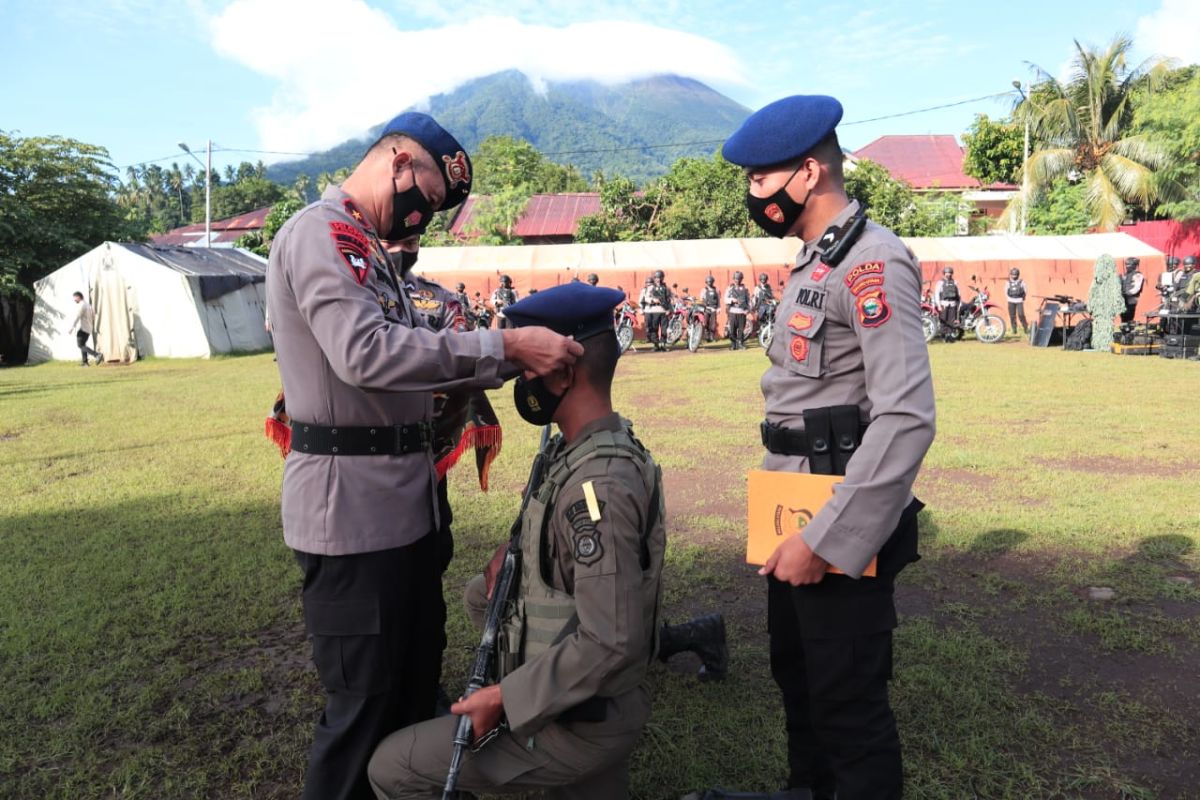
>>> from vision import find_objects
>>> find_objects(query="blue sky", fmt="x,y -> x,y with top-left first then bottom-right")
2,0 -> 1196,181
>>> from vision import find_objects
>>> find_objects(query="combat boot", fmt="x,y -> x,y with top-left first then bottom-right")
658,613 -> 728,680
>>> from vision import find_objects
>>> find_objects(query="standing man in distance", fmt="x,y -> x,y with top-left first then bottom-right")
725,271 -> 750,349
1005,268 -> 1029,337
266,111 -> 582,800
643,269 -> 672,351
723,95 -> 935,800
701,274 -> 722,343
492,274 -> 518,328
1120,257 -> 1144,324
67,291 -> 103,366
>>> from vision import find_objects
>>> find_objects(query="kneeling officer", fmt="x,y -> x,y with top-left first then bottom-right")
368,282 -> 668,800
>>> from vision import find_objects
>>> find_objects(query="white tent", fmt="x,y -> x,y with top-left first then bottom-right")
29,242 -> 272,363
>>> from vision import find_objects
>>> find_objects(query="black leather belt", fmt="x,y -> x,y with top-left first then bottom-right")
289,421 -> 432,456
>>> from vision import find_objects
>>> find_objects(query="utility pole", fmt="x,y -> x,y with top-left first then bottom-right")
177,140 -> 213,247
1012,81 -> 1030,235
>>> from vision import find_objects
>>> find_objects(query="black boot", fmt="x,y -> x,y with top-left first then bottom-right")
658,613 -> 728,680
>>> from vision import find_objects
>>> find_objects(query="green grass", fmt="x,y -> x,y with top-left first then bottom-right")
1,342 -> 1198,799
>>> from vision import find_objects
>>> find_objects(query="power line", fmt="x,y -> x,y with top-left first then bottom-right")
116,89 -> 1021,172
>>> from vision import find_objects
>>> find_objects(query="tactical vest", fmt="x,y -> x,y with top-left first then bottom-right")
729,286 -> 749,307
1006,279 -> 1025,301
496,287 -> 516,307
941,280 -> 959,301
648,284 -> 669,306
496,425 -> 664,696
702,287 -> 719,307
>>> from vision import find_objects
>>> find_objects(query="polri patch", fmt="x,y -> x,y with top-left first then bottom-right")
844,261 -> 885,288
809,263 -> 831,283
790,335 -> 810,363
795,287 -> 825,310
787,311 -> 815,333
856,290 -> 892,328
565,498 -> 606,567
329,221 -> 372,285
849,274 -> 885,296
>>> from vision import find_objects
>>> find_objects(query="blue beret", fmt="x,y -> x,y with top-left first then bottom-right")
380,112 -> 473,211
503,283 -> 625,340
722,95 -> 843,168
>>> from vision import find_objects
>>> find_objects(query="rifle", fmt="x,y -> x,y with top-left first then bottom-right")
442,424 -> 553,800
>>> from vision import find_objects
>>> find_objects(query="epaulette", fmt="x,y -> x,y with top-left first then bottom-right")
814,204 -> 868,267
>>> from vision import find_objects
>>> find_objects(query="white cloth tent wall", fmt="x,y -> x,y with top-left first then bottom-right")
28,242 -> 272,363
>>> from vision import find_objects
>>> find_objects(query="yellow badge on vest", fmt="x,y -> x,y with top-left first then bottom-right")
582,481 -> 602,522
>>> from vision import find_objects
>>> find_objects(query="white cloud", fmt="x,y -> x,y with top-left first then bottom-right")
206,0 -> 746,155
1136,0 -> 1200,65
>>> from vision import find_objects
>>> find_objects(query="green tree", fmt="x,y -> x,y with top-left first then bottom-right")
236,198 -> 303,257
1025,179 -> 1091,234
471,135 -> 587,195
1130,65 -> 1200,220
0,132 -> 137,295
575,174 -> 664,243
963,114 -> 1025,186
1017,34 -> 1179,230
210,174 -> 285,219
654,153 -> 754,240
465,184 -> 532,245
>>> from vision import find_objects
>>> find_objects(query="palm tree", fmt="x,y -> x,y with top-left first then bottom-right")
1016,34 -> 1178,230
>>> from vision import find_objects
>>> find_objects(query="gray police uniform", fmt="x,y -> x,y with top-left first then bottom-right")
761,199 -> 934,799
368,413 -> 666,800
268,184 -> 509,800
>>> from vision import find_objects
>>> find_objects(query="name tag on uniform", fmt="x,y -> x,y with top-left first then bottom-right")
746,470 -> 877,577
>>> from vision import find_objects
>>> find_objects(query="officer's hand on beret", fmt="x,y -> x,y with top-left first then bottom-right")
502,327 -> 584,377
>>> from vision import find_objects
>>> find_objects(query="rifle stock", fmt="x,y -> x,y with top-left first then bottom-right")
442,424 -> 553,800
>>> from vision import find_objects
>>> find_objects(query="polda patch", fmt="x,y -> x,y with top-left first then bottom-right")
329,221 -> 372,285
843,261 -> 885,288
856,290 -> 892,328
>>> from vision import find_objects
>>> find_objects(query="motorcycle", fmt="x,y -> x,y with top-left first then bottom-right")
926,276 -> 1005,344
684,297 -> 709,352
614,302 -> 638,354
664,295 -> 689,348
920,285 -> 940,343
471,297 -> 494,330
755,298 -> 778,349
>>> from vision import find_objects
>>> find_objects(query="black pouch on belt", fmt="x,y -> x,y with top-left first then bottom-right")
801,405 -> 862,476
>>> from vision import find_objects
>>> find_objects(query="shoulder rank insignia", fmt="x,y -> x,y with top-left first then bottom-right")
329,221 -> 372,285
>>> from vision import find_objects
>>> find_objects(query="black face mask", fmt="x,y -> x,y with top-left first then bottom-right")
513,375 -> 568,426
746,163 -> 807,238
386,166 -> 433,241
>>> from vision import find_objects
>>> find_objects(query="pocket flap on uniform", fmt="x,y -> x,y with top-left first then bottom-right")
304,598 -> 381,637
783,309 -> 825,339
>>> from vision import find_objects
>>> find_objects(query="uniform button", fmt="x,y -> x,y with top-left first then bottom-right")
370,428 -> 377,435
331,428 -> 338,435
370,446 -> 376,453
303,426 -> 310,433
332,446 -> 339,454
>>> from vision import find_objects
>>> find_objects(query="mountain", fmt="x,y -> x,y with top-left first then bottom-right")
266,71 -> 750,186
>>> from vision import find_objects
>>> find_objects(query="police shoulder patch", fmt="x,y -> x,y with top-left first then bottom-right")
329,221 -> 372,285
809,263 -> 831,283
855,289 -> 892,328
843,261 -> 886,288
564,498 -> 605,566
848,274 -> 885,296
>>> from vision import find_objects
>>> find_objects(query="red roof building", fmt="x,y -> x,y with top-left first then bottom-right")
151,206 -> 273,247
448,193 -> 601,244
853,135 -> 1011,191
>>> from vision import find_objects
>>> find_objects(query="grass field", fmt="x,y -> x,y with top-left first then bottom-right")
1,340 -> 1197,800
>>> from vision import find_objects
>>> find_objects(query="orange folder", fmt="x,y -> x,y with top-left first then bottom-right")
746,469 -> 876,577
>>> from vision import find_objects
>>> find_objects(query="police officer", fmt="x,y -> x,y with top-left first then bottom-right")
1178,256 -> 1199,311
452,282 -> 473,326
266,111 -> 582,800
1120,257 -> 1145,324
723,95 -> 935,800
1005,267 -> 1029,336
492,274 -> 519,328
934,266 -> 960,338
367,282 -> 667,800
642,269 -> 672,351
587,272 -> 600,286
701,274 -> 721,342
725,271 -> 751,348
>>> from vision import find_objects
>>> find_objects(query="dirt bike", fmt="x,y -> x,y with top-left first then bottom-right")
664,297 -> 688,348
614,302 -> 638,354
920,285 -> 939,343
755,299 -> 778,349
471,300 -> 494,330
926,278 -> 1006,344
684,297 -> 709,352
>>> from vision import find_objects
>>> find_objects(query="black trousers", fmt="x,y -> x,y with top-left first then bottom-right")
728,312 -> 747,344
1120,299 -> 1138,324
645,312 -> 665,345
1007,301 -> 1028,333
76,331 -> 101,364
294,526 -> 450,800
768,575 -> 902,800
